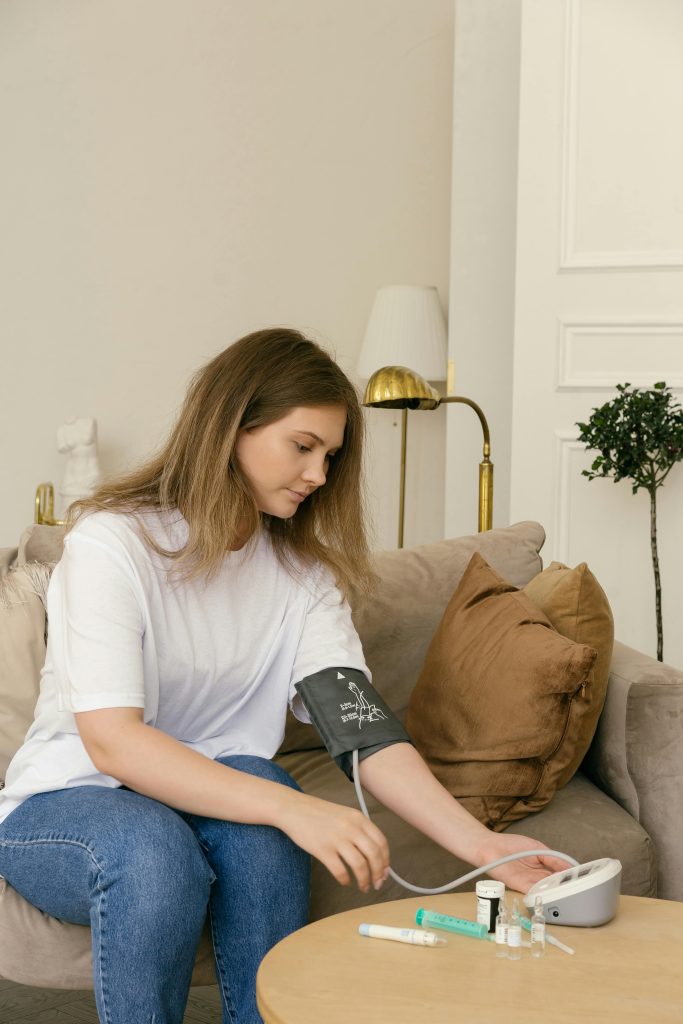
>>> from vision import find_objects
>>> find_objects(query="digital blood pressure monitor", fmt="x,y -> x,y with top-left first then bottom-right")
523,857 -> 622,926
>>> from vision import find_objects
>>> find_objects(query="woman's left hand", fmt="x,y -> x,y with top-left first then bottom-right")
477,832 -> 575,894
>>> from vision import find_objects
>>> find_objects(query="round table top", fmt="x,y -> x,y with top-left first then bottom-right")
256,893 -> 683,1024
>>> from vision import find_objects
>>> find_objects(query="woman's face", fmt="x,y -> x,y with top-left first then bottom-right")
236,404 -> 347,518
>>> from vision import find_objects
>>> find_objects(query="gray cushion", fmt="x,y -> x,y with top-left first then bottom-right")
583,640 -> 683,901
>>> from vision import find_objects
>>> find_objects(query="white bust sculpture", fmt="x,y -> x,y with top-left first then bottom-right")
57,416 -> 101,515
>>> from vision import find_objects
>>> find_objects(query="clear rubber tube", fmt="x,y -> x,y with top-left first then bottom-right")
352,749 -> 579,895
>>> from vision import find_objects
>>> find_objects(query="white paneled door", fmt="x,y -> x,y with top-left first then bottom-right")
510,0 -> 683,667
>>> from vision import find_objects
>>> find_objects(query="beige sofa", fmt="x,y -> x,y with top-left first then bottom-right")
0,520 -> 681,990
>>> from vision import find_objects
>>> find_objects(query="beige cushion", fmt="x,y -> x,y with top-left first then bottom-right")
278,521 -> 546,755
0,548 -> 18,579
0,526 -> 66,777
18,524 -> 66,566
523,560 -> 614,787
0,566 -> 52,779
405,553 -> 598,829
0,878 -> 217,987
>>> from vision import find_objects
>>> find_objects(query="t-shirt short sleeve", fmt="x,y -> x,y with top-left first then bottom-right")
53,521 -> 146,714
289,566 -> 369,724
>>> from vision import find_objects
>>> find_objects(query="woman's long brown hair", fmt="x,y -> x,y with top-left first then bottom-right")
67,328 -> 373,599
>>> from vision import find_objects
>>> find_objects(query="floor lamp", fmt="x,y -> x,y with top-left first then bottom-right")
362,365 -> 494,536
357,286 -> 448,548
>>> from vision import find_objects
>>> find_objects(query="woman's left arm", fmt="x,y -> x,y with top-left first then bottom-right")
358,742 -> 571,894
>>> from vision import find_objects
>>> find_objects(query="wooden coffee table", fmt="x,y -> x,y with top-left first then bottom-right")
256,893 -> 683,1023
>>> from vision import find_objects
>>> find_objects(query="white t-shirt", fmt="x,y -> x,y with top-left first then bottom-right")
0,509 -> 369,823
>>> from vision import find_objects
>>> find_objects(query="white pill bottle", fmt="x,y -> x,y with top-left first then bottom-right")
476,879 -> 506,933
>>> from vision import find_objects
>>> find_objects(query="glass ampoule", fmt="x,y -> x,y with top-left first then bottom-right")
494,897 -> 509,959
507,897 -> 522,960
530,895 -> 546,958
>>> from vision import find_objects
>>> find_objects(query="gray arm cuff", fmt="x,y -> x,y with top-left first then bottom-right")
334,739 -> 411,781
294,667 -> 412,781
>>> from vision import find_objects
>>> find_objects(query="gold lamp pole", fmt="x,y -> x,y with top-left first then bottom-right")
362,365 -> 493,544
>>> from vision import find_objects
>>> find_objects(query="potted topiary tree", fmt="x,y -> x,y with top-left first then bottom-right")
576,382 -> 683,661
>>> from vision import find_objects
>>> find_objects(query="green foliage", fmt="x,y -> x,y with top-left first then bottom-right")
576,382 -> 683,496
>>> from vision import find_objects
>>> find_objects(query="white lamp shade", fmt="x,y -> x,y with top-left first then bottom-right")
356,285 -> 448,381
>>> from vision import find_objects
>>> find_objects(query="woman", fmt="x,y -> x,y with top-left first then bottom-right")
0,328 -> 565,1024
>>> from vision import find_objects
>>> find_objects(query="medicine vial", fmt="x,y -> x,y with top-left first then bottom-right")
507,897 -> 522,960
494,897 -> 509,959
530,895 -> 546,958
476,879 -> 505,933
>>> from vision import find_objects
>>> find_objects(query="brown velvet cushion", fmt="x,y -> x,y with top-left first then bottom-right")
405,552 -> 598,829
523,560 -> 614,786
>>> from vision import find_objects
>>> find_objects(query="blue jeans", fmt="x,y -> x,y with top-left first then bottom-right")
0,755 -> 311,1024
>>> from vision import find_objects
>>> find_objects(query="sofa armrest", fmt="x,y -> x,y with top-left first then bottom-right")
583,639 -> 683,900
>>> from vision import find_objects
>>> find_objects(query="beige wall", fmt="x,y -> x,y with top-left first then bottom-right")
0,0 -> 454,549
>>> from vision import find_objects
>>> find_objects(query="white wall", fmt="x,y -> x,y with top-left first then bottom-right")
445,0 -> 522,539
0,0 -> 454,550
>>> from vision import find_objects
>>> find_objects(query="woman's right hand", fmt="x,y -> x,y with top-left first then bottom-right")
277,791 -> 390,893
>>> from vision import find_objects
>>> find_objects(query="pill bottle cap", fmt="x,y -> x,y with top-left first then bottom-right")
476,880 -> 506,898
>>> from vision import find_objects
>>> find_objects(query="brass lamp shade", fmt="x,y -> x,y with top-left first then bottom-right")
362,365 -> 494,538
362,365 -> 441,410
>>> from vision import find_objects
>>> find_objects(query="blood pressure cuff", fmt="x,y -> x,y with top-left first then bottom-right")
294,667 -> 411,780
